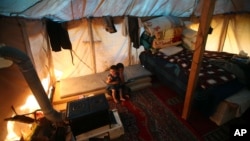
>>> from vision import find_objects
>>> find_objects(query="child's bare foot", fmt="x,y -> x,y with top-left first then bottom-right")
125,94 -> 130,98
113,98 -> 118,103
120,97 -> 126,101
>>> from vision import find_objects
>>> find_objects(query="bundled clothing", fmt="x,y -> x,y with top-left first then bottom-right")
103,16 -> 117,33
127,16 -> 140,48
46,19 -> 72,52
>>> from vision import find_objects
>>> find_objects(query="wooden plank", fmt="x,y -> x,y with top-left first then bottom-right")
182,0 -> 216,119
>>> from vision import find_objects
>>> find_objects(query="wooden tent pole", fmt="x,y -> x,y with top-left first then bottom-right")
87,18 -> 97,73
218,17 -> 229,52
182,0 -> 216,119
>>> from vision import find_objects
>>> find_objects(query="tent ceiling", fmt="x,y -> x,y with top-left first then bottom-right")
0,0 -> 250,21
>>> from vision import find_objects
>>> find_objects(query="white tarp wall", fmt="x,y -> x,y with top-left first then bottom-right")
0,18 -> 51,84
188,14 -> 250,54
223,14 -> 250,54
50,17 -> 144,79
1,0 -> 250,80
2,13 -> 249,81
186,13 -> 250,54
26,20 -> 54,87
42,13 -> 250,80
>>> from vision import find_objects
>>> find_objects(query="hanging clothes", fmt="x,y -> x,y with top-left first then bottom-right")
46,19 -> 72,52
127,16 -> 140,49
103,16 -> 117,33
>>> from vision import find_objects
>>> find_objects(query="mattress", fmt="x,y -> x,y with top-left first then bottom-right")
139,50 -> 244,116
59,64 -> 152,98
60,72 -> 108,98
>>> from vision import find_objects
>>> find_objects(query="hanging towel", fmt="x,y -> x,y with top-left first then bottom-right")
127,16 -> 140,48
103,16 -> 117,33
46,19 -> 72,52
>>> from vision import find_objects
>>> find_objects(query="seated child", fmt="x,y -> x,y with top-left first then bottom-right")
106,65 -> 125,103
116,63 -> 130,98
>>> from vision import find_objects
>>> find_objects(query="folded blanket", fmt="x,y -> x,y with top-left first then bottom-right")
159,46 -> 183,56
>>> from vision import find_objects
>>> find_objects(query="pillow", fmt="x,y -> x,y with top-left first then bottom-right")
159,46 -> 183,56
182,37 -> 195,50
182,28 -> 197,39
144,16 -> 184,36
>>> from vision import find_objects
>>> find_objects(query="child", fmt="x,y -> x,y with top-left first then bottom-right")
106,65 -> 125,103
116,63 -> 130,98
116,63 -> 125,83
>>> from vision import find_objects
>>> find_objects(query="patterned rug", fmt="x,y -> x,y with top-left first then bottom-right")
149,85 -> 242,141
108,89 -> 201,141
108,84 -> 250,141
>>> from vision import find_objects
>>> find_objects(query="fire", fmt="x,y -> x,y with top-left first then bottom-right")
5,94 -> 40,141
5,121 -> 20,141
5,77 -> 50,141
20,95 -> 40,113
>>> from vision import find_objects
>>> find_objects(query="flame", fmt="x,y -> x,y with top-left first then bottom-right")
5,77 -> 50,141
5,94 -> 38,141
20,95 -> 40,113
5,121 -> 20,141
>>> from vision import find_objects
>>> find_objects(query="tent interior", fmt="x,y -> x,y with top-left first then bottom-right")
0,0 -> 250,140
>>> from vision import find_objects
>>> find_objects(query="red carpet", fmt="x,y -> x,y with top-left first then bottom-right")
107,79 -> 243,141
108,88 -> 201,141
107,74 -> 250,141
149,85 -> 219,137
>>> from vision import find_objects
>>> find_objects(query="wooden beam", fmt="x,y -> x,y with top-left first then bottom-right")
182,0 -> 216,119
87,18 -> 97,73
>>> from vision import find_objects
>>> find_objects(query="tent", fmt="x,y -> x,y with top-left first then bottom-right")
0,0 -> 250,140
1,0 -> 250,77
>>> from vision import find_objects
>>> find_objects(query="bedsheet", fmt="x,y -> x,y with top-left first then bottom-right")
139,49 -> 244,116
149,49 -> 237,90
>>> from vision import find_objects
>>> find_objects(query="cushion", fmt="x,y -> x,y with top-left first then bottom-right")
124,65 -> 152,81
225,88 -> 250,117
159,46 -> 183,56
60,72 -> 108,98
59,64 -> 152,98
182,37 -> 195,50
182,28 -> 197,39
